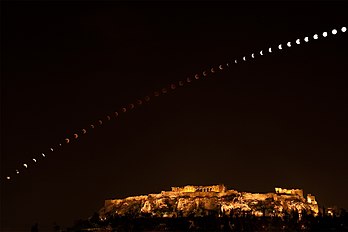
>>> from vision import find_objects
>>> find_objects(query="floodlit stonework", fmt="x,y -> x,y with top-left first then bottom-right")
100,184 -> 319,218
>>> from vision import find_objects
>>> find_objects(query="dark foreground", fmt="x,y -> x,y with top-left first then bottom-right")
65,212 -> 348,231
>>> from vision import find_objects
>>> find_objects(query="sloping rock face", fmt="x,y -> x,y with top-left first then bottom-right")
100,185 -> 319,218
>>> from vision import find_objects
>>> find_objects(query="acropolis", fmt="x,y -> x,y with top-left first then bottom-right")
100,184 -> 319,218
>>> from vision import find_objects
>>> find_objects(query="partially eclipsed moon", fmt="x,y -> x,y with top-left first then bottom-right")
269,47 -> 272,53
50,148 -> 54,152
278,44 -> 282,50
65,138 -> 70,143
203,71 -> 207,76
42,153 -> 46,157
137,99 -> 143,105
296,39 -> 300,44
171,84 -> 176,89
82,129 -> 87,134
129,103 -> 135,109
304,37 -> 309,42
313,34 -> 318,39
219,65 -> 223,70
260,50 -> 263,55
107,116 -> 111,120
74,134 -> 78,139
145,96 -> 150,101
195,74 -> 199,79
251,53 -> 254,58
98,120 -> 103,125
243,56 -> 246,61
287,42 -> 291,47
90,124 -> 95,129
211,68 -> 215,73
122,107 -> 127,112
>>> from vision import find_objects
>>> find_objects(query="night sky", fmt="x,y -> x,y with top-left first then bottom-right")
1,2 -> 348,231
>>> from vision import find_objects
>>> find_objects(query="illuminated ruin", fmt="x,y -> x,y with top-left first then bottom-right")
101,185 -> 319,218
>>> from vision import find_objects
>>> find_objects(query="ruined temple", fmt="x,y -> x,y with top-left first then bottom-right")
100,184 -> 319,218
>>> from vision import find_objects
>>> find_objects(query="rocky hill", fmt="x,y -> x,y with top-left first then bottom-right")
99,185 -> 318,218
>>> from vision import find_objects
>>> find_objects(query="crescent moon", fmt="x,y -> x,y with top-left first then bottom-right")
186,77 -> 191,82
278,44 -> 282,50
114,112 -> 119,117
178,81 -> 184,86
137,99 -> 143,105
195,74 -> 199,79
170,84 -> 176,89
211,68 -> 215,73
42,153 -> 46,157
235,59 -> 237,64
145,96 -> 150,101
219,65 -> 223,70
50,148 -> 54,152
33,158 -> 37,162
65,138 -> 70,143
296,39 -> 300,44
98,120 -> 103,125
260,50 -> 263,55
269,47 -> 272,53
243,56 -> 246,61
129,103 -> 135,109
203,71 -> 207,76
287,42 -> 291,47
107,116 -> 111,120
90,124 -> 95,129
74,134 -> 78,139
251,53 -> 255,58
82,129 -> 87,134
122,107 -> 127,112
23,163 -> 28,168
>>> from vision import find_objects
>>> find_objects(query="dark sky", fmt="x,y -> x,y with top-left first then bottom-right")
1,1 -> 347,231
